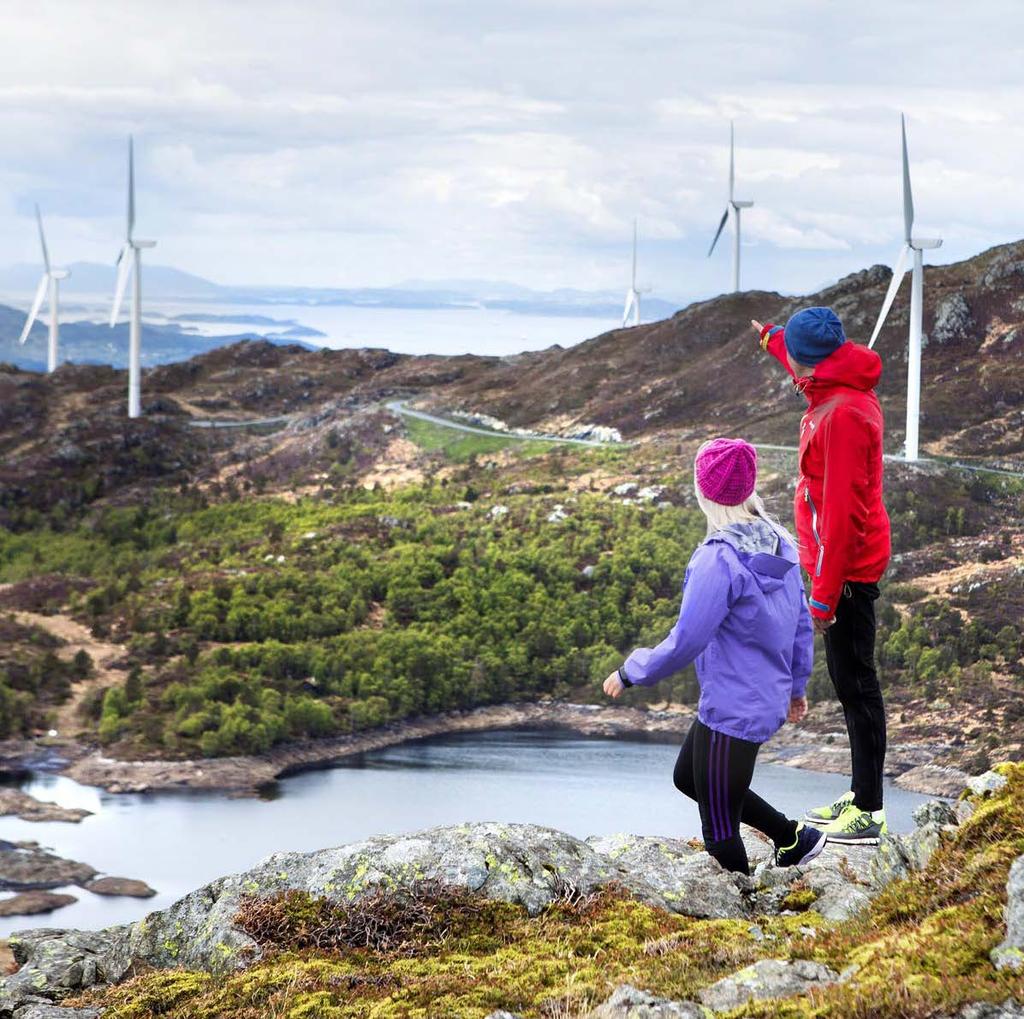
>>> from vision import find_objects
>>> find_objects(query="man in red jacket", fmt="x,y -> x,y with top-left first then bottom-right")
752,307 -> 891,844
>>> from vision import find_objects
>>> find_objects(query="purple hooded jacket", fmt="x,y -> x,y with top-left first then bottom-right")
620,519 -> 813,744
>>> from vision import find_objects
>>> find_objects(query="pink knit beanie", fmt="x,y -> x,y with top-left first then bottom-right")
695,438 -> 757,507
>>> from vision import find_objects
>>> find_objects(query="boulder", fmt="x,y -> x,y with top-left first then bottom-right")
588,983 -> 707,1018
754,844 -> 876,921
13,1006 -> 105,1019
992,854 -> 1024,971
0,892 -> 76,918
698,958 -> 838,1012
895,764 -> 970,798
0,927 -> 133,1014
83,877 -> 156,898
585,835 -> 749,919
0,845 -> 96,892
967,771 -> 1008,797
943,1001 -> 1024,1018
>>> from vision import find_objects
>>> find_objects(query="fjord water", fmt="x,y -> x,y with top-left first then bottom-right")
1,731 -> 937,935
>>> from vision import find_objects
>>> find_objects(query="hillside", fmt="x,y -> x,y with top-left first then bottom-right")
0,239 -> 1021,779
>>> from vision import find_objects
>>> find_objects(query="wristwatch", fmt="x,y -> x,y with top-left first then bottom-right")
617,667 -> 633,688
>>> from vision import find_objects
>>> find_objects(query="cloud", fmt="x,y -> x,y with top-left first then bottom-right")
0,0 -> 1020,301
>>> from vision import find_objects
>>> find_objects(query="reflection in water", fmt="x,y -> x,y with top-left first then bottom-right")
1,730 -> 937,934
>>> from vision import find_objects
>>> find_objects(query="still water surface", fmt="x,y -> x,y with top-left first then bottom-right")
0,731 -> 936,934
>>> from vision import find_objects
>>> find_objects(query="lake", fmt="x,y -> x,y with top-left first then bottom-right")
0,730 -> 937,935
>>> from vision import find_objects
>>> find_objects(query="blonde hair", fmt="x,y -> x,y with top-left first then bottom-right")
693,441 -> 794,544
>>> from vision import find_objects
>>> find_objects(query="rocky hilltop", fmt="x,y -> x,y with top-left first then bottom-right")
1,764 -> 1021,1017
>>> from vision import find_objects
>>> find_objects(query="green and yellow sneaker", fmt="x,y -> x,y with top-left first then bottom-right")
823,805 -> 887,845
804,790 -> 854,826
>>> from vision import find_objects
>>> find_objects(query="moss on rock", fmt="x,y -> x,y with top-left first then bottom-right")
71,764 -> 1024,1018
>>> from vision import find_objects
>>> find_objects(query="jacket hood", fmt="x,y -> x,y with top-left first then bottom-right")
801,340 -> 882,395
706,519 -> 798,593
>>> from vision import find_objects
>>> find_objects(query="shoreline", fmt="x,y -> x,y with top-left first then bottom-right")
26,701 -> 968,800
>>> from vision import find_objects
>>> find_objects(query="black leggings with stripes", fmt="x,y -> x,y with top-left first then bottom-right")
673,718 -> 797,875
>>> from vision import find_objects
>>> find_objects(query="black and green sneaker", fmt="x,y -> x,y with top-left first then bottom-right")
823,806 -> 887,845
804,790 -> 854,826
774,822 -> 827,868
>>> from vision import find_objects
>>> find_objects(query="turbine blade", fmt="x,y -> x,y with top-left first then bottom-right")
901,114 -> 913,243
35,204 -> 50,272
708,209 -> 729,256
19,274 -> 48,344
110,245 -> 133,327
127,135 -> 136,241
868,244 -> 911,349
729,121 -> 735,203
622,290 -> 635,327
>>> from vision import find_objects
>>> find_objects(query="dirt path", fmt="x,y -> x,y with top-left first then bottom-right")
12,610 -> 125,737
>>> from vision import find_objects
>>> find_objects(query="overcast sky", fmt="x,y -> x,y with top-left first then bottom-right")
0,1 -> 1021,302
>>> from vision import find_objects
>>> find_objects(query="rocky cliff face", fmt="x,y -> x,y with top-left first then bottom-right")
3,765 -> 1022,1018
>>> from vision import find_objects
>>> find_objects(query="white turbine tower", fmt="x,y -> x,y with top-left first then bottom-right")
868,114 -> 942,462
622,218 -> 642,327
110,136 -> 156,419
18,205 -> 70,373
707,121 -> 754,293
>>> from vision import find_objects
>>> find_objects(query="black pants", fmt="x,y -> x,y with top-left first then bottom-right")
823,581 -> 886,812
674,718 -> 796,875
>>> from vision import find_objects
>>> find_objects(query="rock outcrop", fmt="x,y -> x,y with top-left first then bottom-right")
588,983 -> 707,1018
992,853 -> 1024,971
698,958 -> 839,1012
0,787 -> 986,1015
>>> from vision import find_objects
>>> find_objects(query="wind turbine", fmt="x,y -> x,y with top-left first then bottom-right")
622,218 -> 642,327
18,205 -> 70,373
707,121 -> 754,293
109,136 -> 156,419
867,114 -> 942,462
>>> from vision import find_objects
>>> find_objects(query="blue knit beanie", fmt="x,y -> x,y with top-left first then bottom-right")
784,307 -> 847,366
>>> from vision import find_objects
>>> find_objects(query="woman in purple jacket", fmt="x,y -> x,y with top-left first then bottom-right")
603,438 -> 826,874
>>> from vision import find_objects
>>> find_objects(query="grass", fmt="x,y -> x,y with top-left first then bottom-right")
72,764 -> 1024,1018
401,414 -> 564,461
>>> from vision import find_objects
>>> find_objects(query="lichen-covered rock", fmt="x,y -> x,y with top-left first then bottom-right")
992,854 -> 1024,971
754,844 -> 875,921
0,927 -> 132,1014
967,771 -> 1008,797
942,1000 -> 1024,1018
698,958 -> 838,1012
14,1005 -> 105,1018
588,983 -> 708,1017
585,835 -> 748,919
912,799 -> 959,828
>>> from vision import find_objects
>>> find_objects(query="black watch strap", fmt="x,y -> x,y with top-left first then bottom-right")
618,667 -> 633,687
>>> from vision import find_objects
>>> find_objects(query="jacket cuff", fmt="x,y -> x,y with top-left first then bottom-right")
618,666 -> 634,688
760,323 -> 783,352
808,597 -> 834,620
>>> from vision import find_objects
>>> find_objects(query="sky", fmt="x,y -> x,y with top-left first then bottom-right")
0,0 -> 1022,304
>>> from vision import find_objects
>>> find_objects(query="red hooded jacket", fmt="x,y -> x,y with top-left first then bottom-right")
760,323 -> 891,620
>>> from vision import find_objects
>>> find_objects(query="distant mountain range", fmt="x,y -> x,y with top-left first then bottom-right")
0,262 -> 681,320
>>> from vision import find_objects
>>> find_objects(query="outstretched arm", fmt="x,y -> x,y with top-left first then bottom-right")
617,544 -> 735,688
751,319 -> 795,380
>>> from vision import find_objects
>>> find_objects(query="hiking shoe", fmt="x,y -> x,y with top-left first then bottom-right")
774,822 -> 827,868
824,806 -> 887,845
804,790 -> 854,825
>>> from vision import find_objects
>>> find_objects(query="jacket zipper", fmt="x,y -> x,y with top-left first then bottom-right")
804,485 -> 825,577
